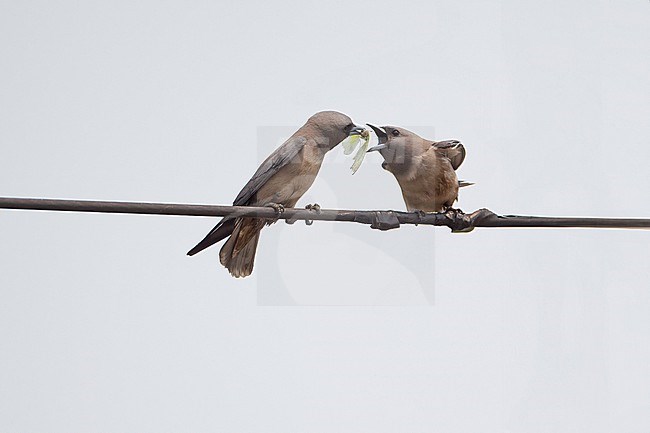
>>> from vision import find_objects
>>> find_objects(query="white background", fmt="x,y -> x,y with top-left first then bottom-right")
1,1 -> 649,431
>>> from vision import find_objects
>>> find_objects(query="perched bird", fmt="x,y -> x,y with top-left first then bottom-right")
366,124 -> 470,213
188,111 -> 365,278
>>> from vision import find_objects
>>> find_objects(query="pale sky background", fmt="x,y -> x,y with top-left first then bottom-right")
1,1 -> 650,432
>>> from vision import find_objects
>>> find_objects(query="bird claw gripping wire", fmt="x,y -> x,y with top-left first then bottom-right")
304,203 -> 321,226
446,208 -> 497,233
265,202 -> 285,223
442,208 -> 472,232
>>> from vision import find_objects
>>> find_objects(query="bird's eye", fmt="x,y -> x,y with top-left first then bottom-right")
391,129 -> 400,136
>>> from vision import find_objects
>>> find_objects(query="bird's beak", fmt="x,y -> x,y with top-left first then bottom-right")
348,125 -> 366,137
366,143 -> 387,152
366,123 -> 388,152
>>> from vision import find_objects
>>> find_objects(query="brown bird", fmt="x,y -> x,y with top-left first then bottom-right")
366,124 -> 470,212
188,111 -> 365,278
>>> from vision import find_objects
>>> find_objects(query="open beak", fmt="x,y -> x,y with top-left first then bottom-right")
366,123 -> 388,152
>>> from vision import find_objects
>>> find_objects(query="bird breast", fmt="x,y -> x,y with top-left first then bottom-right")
392,151 -> 459,212
255,143 -> 325,207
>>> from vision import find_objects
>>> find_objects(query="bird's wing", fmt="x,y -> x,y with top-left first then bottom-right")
186,135 -> 307,257
186,218 -> 236,256
432,140 -> 466,170
233,135 -> 308,206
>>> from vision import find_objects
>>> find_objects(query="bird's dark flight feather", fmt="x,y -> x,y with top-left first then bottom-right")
186,218 -> 236,256
186,135 -> 308,257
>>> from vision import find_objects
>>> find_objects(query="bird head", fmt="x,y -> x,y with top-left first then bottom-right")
366,124 -> 420,165
307,111 -> 366,150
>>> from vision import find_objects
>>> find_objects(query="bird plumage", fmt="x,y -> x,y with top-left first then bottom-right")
367,125 -> 469,213
188,111 -> 362,278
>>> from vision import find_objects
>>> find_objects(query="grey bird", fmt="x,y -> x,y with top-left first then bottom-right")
366,124 -> 470,213
188,111 -> 365,278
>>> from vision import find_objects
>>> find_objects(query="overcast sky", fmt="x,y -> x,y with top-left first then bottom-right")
1,1 -> 649,432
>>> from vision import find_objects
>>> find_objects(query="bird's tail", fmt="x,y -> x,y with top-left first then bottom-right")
458,180 -> 474,188
219,218 -> 265,278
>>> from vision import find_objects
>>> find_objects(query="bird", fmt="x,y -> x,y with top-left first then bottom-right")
188,111 -> 366,278
365,124 -> 470,213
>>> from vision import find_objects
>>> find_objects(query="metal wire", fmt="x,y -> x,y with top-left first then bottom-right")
2,196 -> 650,231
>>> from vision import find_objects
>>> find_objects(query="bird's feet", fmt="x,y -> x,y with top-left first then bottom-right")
444,206 -> 465,217
265,202 -> 285,223
304,203 -> 321,226
305,203 -> 321,213
444,207 -> 473,232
